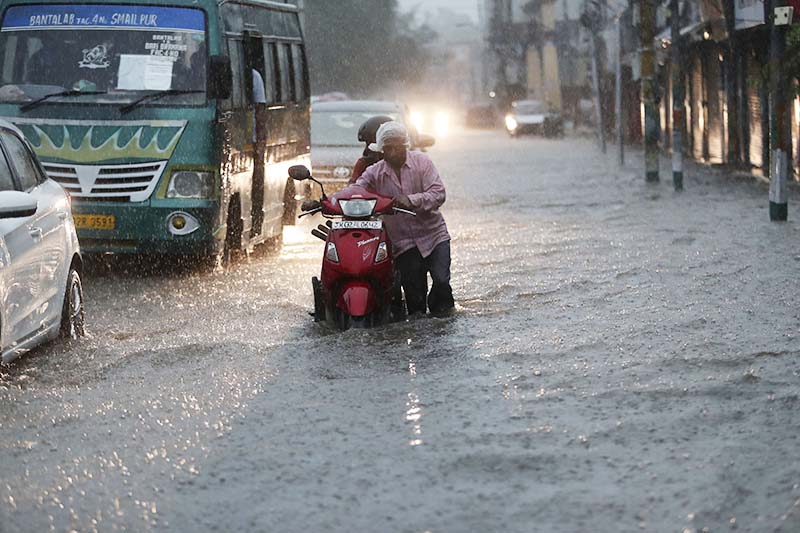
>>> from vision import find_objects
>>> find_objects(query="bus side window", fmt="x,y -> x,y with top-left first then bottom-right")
268,43 -> 282,103
291,44 -> 308,102
261,40 -> 277,105
227,39 -> 244,109
277,44 -> 294,103
1,36 -> 18,83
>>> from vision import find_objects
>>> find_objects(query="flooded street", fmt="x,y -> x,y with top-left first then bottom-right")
2,129 -> 800,532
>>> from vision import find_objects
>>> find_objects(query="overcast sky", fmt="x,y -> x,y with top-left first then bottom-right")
397,0 -> 479,23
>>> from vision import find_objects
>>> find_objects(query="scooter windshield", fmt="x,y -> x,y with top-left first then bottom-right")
339,199 -> 376,217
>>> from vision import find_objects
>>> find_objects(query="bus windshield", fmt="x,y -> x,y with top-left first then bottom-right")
0,4 -> 207,106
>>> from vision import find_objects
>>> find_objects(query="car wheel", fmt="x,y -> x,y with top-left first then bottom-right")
221,197 -> 243,267
60,267 -> 85,339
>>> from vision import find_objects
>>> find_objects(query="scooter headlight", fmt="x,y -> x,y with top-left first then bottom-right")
374,242 -> 388,263
326,241 -> 339,263
339,199 -> 376,217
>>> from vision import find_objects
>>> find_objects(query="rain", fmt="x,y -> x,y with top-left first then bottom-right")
1,1 -> 799,532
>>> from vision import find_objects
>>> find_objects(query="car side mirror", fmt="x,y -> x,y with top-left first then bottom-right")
0,191 -> 37,219
208,55 -> 232,100
289,165 -> 311,181
417,134 -> 436,149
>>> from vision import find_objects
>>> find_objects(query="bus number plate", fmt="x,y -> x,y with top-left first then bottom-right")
74,214 -> 115,231
332,220 -> 382,230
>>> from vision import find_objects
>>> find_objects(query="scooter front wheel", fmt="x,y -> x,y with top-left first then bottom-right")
312,276 -> 325,322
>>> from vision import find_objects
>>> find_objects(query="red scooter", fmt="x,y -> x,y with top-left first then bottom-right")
289,165 -> 414,330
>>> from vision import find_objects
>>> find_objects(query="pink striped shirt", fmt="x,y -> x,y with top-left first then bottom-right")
349,150 -> 450,258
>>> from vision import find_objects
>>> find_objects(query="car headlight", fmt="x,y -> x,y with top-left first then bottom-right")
167,171 -> 214,199
410,111 -> 425,132
434,111 -> 450,137
333,166 -> 351,180
339,199 -> 376,217
505,115 -> 518,131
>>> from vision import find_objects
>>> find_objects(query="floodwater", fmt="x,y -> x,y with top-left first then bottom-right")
1,129 -> 799,532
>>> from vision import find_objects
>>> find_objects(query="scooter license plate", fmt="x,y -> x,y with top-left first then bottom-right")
332,220 -> 382,230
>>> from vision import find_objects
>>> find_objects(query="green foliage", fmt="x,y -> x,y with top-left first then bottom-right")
787,25 -> 800,95
304,0 -> 433,96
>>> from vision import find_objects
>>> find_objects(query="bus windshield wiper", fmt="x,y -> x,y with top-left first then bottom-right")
120,90 -> 204,114
21,90 -> 107,112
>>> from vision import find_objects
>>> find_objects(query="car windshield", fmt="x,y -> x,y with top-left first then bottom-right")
311,111 -> 399,146
0,4 -> 207,106
515,101 -> 545,114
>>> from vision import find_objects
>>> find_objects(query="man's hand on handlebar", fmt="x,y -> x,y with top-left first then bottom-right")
392,195 -> 413,211
301,199 -> 322,212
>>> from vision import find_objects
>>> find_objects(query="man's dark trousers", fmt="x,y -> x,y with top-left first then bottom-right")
395,240 -> 454,315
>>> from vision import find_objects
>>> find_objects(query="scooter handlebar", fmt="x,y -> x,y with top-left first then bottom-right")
299,207 -> 322,218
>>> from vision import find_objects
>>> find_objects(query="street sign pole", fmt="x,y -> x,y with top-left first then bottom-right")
670,0 -> 684,190
616,18 -> 625,166
769,0 -> 790,221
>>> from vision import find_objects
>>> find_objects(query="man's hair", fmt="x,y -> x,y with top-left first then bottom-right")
368,121 -> 410,153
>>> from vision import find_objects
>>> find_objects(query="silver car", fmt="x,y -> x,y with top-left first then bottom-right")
310,100 -> 434,194
505,99 -> 564,138
0,120 -> 84,363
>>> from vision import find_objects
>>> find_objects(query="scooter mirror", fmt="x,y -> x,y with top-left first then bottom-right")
289,165 -> 311,181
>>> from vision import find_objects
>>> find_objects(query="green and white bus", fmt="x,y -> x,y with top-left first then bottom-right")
0,0 -> 310,261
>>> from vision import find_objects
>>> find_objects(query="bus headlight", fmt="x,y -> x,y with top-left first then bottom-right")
167,171 -> 214,199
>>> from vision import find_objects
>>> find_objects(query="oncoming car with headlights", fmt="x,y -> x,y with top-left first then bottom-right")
310,100 -> 434,194
0,0 -> 311,263
505,99 -> 564,138
0,120 -> 84,364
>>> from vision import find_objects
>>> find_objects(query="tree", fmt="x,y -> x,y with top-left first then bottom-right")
304,0 -> 433,96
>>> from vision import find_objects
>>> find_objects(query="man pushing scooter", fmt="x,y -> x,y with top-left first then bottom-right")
341,121 -> 454,316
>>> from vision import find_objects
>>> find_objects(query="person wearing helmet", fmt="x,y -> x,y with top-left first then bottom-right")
349,115 -> 394,184
344,121 -> 454,316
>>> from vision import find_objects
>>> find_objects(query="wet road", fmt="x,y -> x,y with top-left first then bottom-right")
2,129 -> 800,532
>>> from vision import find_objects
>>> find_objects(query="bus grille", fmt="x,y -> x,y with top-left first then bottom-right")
42,161 -> 168,203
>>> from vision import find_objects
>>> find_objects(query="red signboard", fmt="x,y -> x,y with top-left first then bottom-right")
790,0 -> 800,22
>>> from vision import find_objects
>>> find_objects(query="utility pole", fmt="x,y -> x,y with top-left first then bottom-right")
640,0 -> 659,182
769,0 -> 790,221
723,0 -> 740,167
616,16 -> 624,165
589,31 -> 606,153
670,0 -> 684,190
583,4 -> 606,154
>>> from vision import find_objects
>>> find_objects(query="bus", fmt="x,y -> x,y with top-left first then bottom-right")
0,0 -> 311,263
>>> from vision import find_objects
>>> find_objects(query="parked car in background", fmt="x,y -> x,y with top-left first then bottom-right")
310,100 -> 435,194
504,99 -> 564,138
0,120 -> 84,364
311,92 -> 350,103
